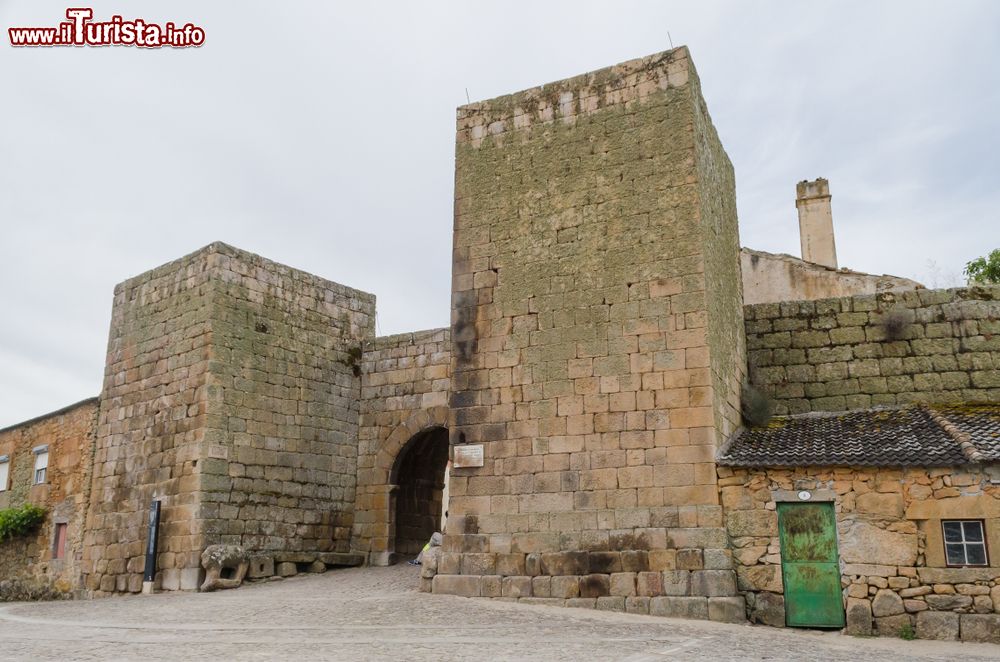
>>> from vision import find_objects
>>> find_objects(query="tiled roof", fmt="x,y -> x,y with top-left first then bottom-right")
718,404 -> 1000,468
934,404 -> 1000,462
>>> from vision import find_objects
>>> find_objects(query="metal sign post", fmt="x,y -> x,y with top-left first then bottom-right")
141,499 -> 161,595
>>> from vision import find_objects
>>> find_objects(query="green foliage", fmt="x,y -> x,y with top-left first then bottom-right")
899,621 -> 916,641
0,504 -> 47,542
964,249 -> 1000,284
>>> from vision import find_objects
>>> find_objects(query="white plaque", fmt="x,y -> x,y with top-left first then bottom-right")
453,444 -> 484,468
798,490 -> 812,501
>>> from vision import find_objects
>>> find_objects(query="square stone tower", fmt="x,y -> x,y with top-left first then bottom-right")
439,47 -> 747,612
81,243 -> 374,593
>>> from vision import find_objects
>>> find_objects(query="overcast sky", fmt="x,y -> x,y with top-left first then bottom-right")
1,0 -> 998,427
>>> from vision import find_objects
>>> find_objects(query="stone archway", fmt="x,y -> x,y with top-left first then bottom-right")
353,406 -> 449,566
390,427 -> 449,559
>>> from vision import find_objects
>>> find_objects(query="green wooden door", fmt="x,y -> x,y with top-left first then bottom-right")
777,502 -> 845,628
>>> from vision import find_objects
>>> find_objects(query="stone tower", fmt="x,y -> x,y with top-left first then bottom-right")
437,47 -> 747,614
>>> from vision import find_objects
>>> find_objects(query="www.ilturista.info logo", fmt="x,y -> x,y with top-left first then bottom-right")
8,8 -> 205,48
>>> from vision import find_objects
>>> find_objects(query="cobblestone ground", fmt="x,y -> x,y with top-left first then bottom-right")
1,565 -> 997,661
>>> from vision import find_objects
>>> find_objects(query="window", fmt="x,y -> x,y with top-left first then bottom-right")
52,523 -> 68,560
0,455 -> 8,491
943,520 -> 989,566
32,446 -> 48,485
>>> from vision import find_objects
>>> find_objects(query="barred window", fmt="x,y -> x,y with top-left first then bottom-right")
942,520 -> 988,567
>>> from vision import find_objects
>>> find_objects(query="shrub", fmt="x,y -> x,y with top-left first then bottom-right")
741,384 -> 774,427
0,504 -> 47,542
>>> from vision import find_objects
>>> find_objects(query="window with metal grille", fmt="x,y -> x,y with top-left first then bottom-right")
0,455 -> 8,492
942,520 -> 988,566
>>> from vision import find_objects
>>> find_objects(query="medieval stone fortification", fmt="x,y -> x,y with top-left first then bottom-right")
1,47 -> 997,641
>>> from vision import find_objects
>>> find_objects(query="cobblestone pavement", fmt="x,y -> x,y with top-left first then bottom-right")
1,565 -> 997,661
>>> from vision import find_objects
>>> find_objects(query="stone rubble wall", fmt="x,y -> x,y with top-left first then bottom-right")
441,47 -> 743,620
745,287 -> 1000,415
353,329 -> 451,564
719,464 -> 1000,642
0,399 -> 97,594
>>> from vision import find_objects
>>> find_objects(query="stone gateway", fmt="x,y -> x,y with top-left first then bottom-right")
0,47 -> 997,643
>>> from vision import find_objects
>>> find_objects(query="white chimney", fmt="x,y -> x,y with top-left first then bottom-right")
796,178 -> 837,269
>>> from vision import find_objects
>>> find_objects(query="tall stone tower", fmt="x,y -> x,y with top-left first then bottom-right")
438,48 -> 747,615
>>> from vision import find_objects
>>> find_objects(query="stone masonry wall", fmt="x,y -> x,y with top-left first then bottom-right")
746,287 -> 1000,415
353,328 -> 451,565
83,243 -> 374,594
201,244 -> 375,565
435,48 -> 744,621
83,249 -> 216,594
719,463 -> 1000,643
0,399 -> 97,593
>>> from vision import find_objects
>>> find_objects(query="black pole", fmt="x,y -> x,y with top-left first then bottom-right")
143,500 -> 161,583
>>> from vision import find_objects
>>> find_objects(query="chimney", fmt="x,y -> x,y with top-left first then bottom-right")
796,178 -> 837,269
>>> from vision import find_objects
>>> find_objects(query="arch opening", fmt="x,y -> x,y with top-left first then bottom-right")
390,426 -> 449,561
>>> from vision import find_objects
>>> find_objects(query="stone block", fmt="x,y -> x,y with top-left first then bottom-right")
690,570 -> 737,597
495,553 -> 525,577
871,588 -> 904,617
247,555 -> 274,579
636,571 -> 663,597
726,510 -> 777,537
903,599 -> 928,613
846,597 -> 872,636
648,549 -> 676,571
662,570 -> 691,596
566,598 -> 596,610
307,560 -> 326,574
433,574 -> 481,597
579,574 -> 611,598
874,613 -> 912,638
925,594 -> 973,610
610,572 -> 637,596
675,549 -> 704,570
626,596 -> 651,614
703,549 -> 733,570
525,553 -> 542,577
501,576 -> 532,598
551,575 -> 581,599
839,519 -> 917,566
461,553 -> 496,576
596,596 -> 626,612
481,575 -> 502,598
916,611 -> 959,641
973,595 -> 993,613
277,562 -> 297,577
588,551 -> 622,573
438,552 -> 461,575
649,596 -> 709,620
960,614 -> 1000,643
531,576 -> 551,598
541,551 -> 589,576
621,550 -> 649,572
737,565 -> 783,593
708,596 -> 746,623
179,568 -> 202,591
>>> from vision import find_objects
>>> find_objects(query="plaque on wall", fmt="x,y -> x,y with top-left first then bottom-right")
453,444 -> 484,468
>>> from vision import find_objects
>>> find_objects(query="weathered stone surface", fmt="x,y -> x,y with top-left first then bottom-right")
874,613 -> 912,638
959,614 -> 1000,643
551,576 -> 580,599
737,565 -> 783,593
587,552 -> 622,574
973,595 -> 993,613
649,596 -> 709,620
925,594 -> 973,611
276,562 -> 297,578
541,552 -> 589,576
903,599 -> 928,613
918,567 -> 1000,584
625,596 -> 651,615
845,597 -> 873,636
661,570 -> 691,596
433,574 -> 481,597
749,591 -> 785,627
899,586 -> 931,598
247,555 -> 274,579
726,511 -> 777,537
838,519 -> 917,566
596,596 -> 626,612
871,589 -> 904,617
501,576 -> 532,598
854,493 -> 904,518
708,596 -> 746,623
579,574 -> 611,599
689,570 -> 736,597
481,575 -> 502,598
916,611 -> 959,641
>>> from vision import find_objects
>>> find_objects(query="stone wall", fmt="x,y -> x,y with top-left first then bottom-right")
0,398 -> 97,593
83,243 -> 374,594
434,47 -> 743,620
741,248 -> 921,306
719,463 -> 1000,642
745,287 -> 1000,415
353,329 -> 451,565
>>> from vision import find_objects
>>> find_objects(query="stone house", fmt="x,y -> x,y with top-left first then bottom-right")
1,45 -> 998,644
0,398 -> 97,592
